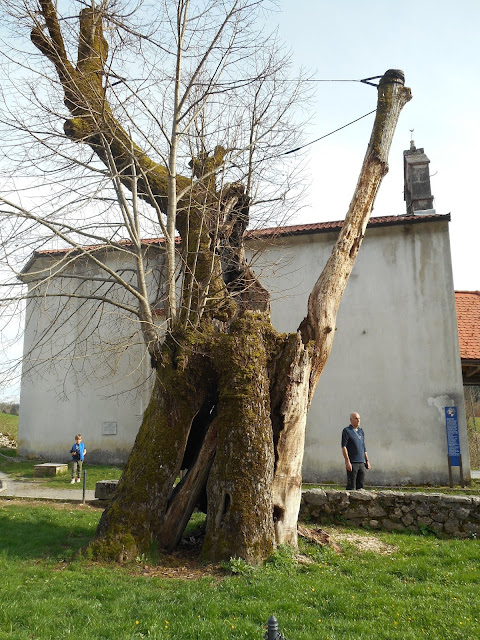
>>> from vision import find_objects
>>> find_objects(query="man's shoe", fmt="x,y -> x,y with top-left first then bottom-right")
76,478 -> 81,483
70,478 -> 75,484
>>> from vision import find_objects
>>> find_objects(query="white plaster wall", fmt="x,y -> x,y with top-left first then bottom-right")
18,219 -> 469,484
255,219 -> 469,485
18,251 -> 160,464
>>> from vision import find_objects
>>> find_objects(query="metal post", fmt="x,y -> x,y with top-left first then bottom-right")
82,468 -> 87,505
447,455 -> 453,488
459,454 -> 465,488
267,616 -> 278,640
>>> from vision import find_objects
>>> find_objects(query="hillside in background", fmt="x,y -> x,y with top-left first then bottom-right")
0,402 -> 19,416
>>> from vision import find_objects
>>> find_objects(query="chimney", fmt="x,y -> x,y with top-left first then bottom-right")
403,140 -> 435,215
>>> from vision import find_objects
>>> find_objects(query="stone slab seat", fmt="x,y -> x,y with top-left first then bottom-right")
34,463 -> 68,477
95,479 -> 119,500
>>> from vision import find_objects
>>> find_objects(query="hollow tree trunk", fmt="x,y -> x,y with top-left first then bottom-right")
91,313 -> 281,565
91,334 -> 215,560
91,311 -> 313,563
89,70 -> 411,564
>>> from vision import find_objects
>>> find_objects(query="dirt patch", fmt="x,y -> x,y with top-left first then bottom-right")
322,526 -> 397,555
131,555 -> 224,581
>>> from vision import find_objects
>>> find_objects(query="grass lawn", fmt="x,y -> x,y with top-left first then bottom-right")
1,450 -> 478,494
304,481 -> 480,495
0,453 -> 123,490
0,501 -> 478,640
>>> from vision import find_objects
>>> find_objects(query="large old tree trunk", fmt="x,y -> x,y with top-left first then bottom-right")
31,3 -> 411,564
93,69 -> 410,564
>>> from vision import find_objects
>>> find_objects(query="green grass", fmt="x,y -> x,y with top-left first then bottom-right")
1,453 -> 477,494
0,448 -> 17,459
0,455 -> 123,491
46,462 -> 124,489
467,416 -> 480,431
304,481 -> 480,495
0,502 -> 479,640
0,413 -> 18,440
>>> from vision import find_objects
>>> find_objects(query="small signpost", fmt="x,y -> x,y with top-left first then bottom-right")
444,406 -> 465,488
82,468 -> 87,505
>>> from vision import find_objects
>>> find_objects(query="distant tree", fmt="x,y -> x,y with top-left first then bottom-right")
9,404 -> 19,416
0,0 -> 410,563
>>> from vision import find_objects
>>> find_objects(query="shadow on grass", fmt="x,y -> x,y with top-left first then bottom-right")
0,507 -> 97,561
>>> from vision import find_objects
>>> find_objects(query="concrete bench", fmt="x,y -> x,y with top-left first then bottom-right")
34,463 -> 68,477
95,479 -> 119,500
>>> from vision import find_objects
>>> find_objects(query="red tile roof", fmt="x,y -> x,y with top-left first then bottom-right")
455,291 -> 480,360
246,213 -> 449,239
22,213 -> 450,277
30,213 -> 450,261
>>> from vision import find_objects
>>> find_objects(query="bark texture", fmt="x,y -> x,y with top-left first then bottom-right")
30,2 -> 411,564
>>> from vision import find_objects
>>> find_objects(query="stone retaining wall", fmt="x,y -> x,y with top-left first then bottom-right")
300,489 -> 480,537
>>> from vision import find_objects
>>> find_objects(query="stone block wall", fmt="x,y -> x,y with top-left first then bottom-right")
95,479 -> 119,500
300,489 -> 480,537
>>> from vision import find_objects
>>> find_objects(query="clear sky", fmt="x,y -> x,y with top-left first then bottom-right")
275,0 -> 480,291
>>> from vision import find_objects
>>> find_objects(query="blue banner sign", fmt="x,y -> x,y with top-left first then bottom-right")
445,406 -> 461,466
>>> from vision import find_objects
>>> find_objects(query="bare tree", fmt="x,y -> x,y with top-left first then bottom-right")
0,0 -> 411,563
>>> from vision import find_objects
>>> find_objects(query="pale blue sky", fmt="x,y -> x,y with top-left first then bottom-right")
275,0 -> 480,290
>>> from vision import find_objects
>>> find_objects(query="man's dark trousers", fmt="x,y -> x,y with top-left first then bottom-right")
346,462 -> 365,490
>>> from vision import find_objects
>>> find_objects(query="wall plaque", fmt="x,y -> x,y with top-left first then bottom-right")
102,421 -> 117,435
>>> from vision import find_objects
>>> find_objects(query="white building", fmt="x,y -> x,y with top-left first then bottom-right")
18,146 -> 470,485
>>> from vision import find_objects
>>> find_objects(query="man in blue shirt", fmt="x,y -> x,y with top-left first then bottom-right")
341,412 -> 371,490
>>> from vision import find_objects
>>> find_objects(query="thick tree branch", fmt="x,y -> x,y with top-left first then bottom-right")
31,1 -> 190,215
299,69 -> 411,400
30,0 -> 73,80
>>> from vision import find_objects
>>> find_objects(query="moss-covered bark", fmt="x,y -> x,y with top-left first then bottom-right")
202,312 -> 276,563
89,333 -> 214,559
88,311 -> 309,565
